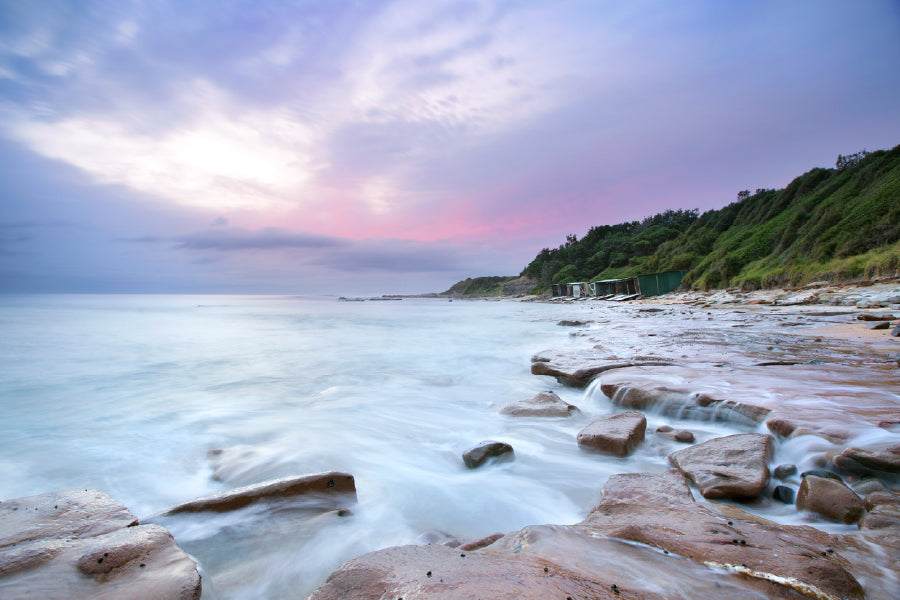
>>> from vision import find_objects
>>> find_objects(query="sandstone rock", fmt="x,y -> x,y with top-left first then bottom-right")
0,490 -> 200,599
867,321 -> 891,330
857,504 -> 900,530
857,312 -> 897,321
773,485 -> 795,504
165,472 -> 356,515
499,390 -> 578,417
773,464 -> 797,479
576,411 -> 646,457
531,356 -> 671,388
598,469 -> 694,506
797,475 -> 865,524
655,426 -> 694,443
833,443 -> 900,475
766,417 -> 797,438
863,491 -> 900,511
462,441 -> 514,469
602,383 -> 770,426
852,478 -> 887,496
668,433 -> 772,499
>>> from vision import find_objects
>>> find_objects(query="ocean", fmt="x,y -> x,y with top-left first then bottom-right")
0,293 -> 854,598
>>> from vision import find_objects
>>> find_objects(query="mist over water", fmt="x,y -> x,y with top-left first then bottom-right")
0,294 -> 883,598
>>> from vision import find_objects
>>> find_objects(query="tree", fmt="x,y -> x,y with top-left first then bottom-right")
737,190 -> 751,202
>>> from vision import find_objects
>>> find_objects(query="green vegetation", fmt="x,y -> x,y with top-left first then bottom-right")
520,143 -> 900,291
442,276 -> 517,296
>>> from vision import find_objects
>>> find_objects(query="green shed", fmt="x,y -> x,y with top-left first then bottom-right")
636,270 -> 688,297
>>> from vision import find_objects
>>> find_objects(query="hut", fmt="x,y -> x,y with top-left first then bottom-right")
551,284 -> 565,297
636,270 -> 688,297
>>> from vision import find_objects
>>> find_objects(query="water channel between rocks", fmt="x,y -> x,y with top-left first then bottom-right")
1,293 -> 898,599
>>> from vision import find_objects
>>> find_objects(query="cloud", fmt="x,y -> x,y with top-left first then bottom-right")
172,227 -> 348,251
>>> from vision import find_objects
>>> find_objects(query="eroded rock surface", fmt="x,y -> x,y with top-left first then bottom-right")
668,433 -> 772,499
0,489 -> 200,599
499,390 -> 578,417
165,471 -> 356,515
576,411 -> 646,457
531,352 -> 671,388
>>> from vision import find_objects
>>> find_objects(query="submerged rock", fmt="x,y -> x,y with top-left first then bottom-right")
576,411 -> 646,457
462,441 -> 514,469
499,390 -> 578,417
601,383 -> 770,426
668,433 -> 772,499
165,471 -> 357,515
796,475 -> 865,524
0,489 -> 200,599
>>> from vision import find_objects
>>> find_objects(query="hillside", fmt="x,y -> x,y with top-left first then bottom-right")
519,144 -> 900,292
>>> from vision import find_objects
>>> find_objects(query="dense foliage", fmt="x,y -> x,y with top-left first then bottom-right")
520,143 -> 900,291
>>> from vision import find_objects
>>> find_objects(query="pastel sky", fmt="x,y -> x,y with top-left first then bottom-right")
2,0 -> 899,294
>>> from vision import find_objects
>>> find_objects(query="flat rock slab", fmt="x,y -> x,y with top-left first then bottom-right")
499,390 -> 578,417
577,411 -> 646,457
668,433 -> 772,499
797,475 -> 865,524
597,469 -> 695,506
165,471 -> 356,515
601,383 -> 771,426
0,490 -> 200,600
462,441 -> 514,469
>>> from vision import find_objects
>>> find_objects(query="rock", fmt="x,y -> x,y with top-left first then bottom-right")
0,490 -> 200,599
796,475 -> 865,524
863,491 -> 900,511
674,430 -> 695,443
531,356 -> 672,388
857,504 -> 900,530
417,530 -> 462,548
857,312 -> 897,321
576,411 -> 647,457
801,469 -> 842,481
867,321 -> 891,330
668,433 -> 772,499
773,485 -> 796,504
893,324 -> 900,336
852,478 -> 887,496
766,417 -> 797,438
458,532 -> 503,551
773,464 -> 797,479
598,469 -> 695,506
557,319 -> 590,326
656,424 -> 674,433
833,443 -> 900,475
165,471 -> 357,515
462,441 -> 514,469
602,383 -> 770,426
499,391 -> 578,417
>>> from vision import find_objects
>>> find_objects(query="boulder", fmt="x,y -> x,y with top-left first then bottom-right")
833,443 -> 900,475
668,433 -> 772,499
165,472 -> 356,515
462,441 -> 514,469
499,391 -> 578,417
773,464 -> 797,479
0,490 -> 200,599
602,383 -> 770,426
796,475 -> 865,524
867,321 -> 891,330
576,411 -> 646,457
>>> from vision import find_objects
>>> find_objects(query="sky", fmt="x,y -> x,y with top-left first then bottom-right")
1,0 -> 899,295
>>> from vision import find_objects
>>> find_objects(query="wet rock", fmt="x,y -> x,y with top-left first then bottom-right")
772,485 -> 796,504
458,532 -> 503,551
598,469 -> 695,506
801,469 -> 843,481
852,478 -> 887,496
0,490 -> 200,599
557,319 -> 590,326
165,471 -> 357,515
668,433 -> 772,499
417,530 -> 462,548
867,321 -> 891,330
531,355 -> 672,388
766,417 -> 797,438
892,323 -> 900,337
856,312 -> 897,321
499,391 -> 578,417
863,491 -> 900,511
833,443 -> 900,475
462,441 -> 514,469
773,464 -> 797,479
576,411 -> 647,457
602,383 -> 770,426
857,504 -> 900,530
655,426 -> 694,443
796,475 -> 865,524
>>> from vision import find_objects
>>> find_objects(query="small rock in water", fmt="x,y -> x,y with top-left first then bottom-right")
656,425 -> 674,433
462,441 -> 514,469
866,321 -> 891,330
577,412 -> 647,457
673,430 -> 695,443
773,485 -> 795,504
499,390 -> 579,417
773,464 -> 797,479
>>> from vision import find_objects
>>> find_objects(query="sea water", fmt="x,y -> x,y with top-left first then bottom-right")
0,294 -> 873,598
